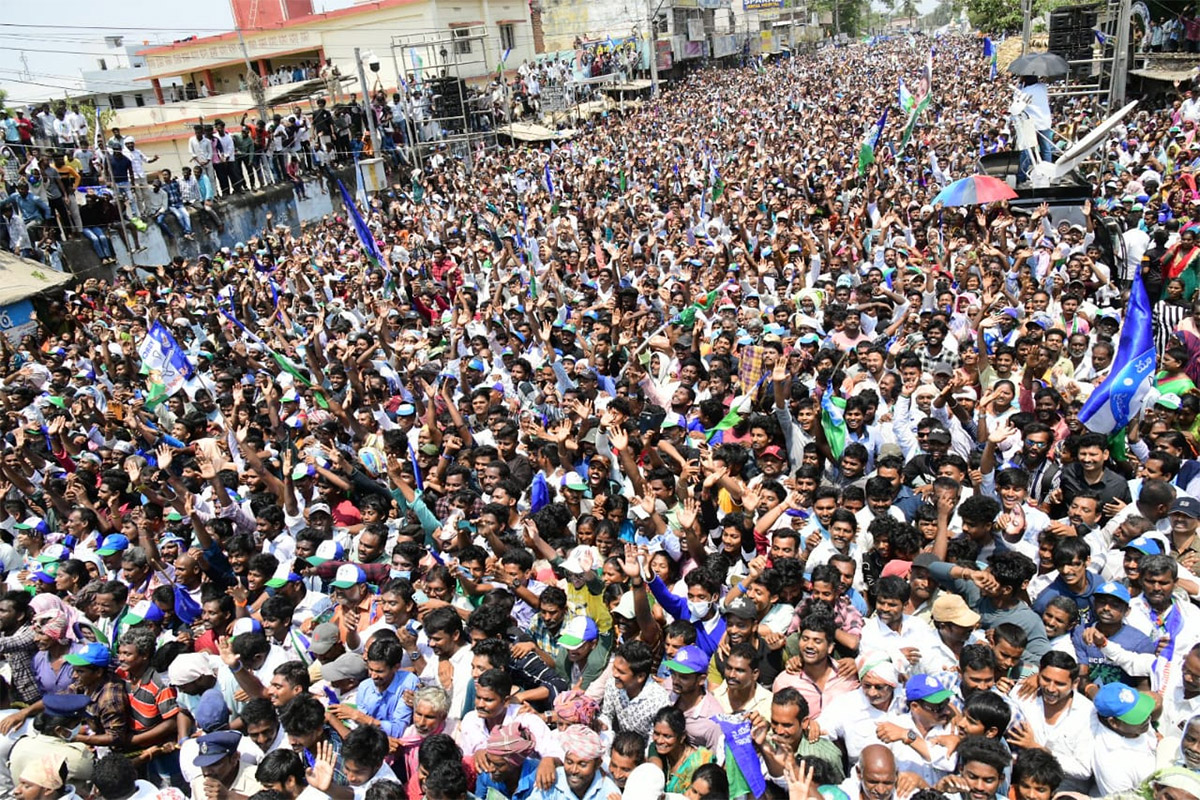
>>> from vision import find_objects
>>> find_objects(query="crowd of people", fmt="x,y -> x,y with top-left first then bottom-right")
0,29 -> 1200,800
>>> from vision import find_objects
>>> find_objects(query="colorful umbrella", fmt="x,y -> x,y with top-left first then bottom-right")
931,175 -> 1018,207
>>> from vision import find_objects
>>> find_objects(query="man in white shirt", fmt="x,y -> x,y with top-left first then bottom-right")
188,125 -> 215,193
416,607 -> 475,720
873,674 -> 957,785
817,654 -> 903,765
1008,650 -> 1094,792
1090,682 -> 1159,795
859,576 -> 935,675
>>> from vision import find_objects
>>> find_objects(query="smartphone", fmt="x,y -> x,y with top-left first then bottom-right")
413,589 -> 430,604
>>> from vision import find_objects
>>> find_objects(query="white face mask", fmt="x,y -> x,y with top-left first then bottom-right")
687,600 -> 712,620
62,723 -> 82,741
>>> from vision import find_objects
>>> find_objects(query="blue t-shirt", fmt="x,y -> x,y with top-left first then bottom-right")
1032,571 -> 1101,626
1071,623 -> 1156,688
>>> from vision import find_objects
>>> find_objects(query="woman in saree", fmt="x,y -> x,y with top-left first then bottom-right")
647,705 -> 714,795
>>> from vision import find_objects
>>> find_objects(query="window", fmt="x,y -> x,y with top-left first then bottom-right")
499,23 -> 516,53
135,94 -> 145,107
110,95 -> 125,109
673,9 -> 688,34
454,28 -> 472,55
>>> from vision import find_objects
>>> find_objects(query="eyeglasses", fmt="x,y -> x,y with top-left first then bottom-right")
1023,439 -> 1050,448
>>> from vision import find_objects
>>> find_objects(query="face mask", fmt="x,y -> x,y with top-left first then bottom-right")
687,600 -> 712,620
62,723 -> 82,740
390,569 -> 411,580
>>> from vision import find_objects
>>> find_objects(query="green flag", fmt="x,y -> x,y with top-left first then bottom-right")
898,94 -> 930,151
675,289 -> 720,327
619,171 -> 627,193
821,391 -> 848,460
711,174 -> 725,203
144,380 -> 167,411
271,352 -> 330,409
706,395 -> 750,442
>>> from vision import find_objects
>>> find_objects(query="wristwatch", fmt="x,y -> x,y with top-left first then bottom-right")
905,730 -> 917,744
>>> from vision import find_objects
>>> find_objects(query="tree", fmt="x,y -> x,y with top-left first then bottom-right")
965,0 -> 1023,33
967,0 -> 1069,35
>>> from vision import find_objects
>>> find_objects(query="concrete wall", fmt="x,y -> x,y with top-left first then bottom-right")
63,168 -> 349,278
538,0 -> 641,53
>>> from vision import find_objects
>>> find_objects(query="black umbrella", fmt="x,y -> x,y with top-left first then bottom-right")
1007,52 -> 1071,78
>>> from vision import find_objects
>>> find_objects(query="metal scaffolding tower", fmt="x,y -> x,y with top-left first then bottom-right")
1047,0 -> 1133,109
390,25 -> 499,174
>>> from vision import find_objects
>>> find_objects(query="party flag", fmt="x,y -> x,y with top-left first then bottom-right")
821,384 -> 848,460
138,321 -> 194,397
715,717 -> 766,799
675,289 -> 719,327
408,441 -> 424,491
336,179 -> 385,268
899,77 -> 914,113
1078,271 -> 1156,433
711,169 -> 725,204
858,107 -> 889,176
544,164 -> 555,195
707,394 -> 752,442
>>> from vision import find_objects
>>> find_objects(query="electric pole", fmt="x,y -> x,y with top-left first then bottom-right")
354,47 -> 381,155
236,29 -> 269,125
647,0 -> 660,96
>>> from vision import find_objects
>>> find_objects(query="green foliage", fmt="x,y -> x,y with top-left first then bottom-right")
965,0 -> 1024,33
967,0 -> 1073,35
813,0 -> 870,35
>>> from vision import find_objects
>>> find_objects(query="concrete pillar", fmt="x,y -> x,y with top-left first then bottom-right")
152,78 -> 165,105
203,69 -> 216,94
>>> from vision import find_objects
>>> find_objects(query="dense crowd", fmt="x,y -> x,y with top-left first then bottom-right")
0,29 -> 1199,800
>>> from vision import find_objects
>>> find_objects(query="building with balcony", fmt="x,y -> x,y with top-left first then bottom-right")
108,0 -> 535,175
77,36 -> 182,113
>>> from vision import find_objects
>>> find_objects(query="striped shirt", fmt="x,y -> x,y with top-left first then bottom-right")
127,668 -> 179,731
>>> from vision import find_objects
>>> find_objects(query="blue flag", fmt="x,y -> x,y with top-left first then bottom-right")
715,716 -> 766,799
544,164 -> 555,196
408,441 -> 424,491
174,585 -> 202,625
982,36 -> 994,57
139,320 -> 194,397
530,472 -> 550,513
336,178 -> 385,267
1079,271 -> 1156,434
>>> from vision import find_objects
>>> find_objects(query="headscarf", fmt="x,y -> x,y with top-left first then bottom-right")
1176,714 -> 1200,771
1150,768 -> 1200,800
30,594 -> 82,643
32,609 -> 69,642
553,690 -> 599,727
622,763 -> 665,799
561,724 -> 604,760
856,651 -> 899,686
485,724 -> 537,767
20,756 -> 66,791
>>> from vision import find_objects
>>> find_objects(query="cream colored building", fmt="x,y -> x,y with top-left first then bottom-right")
110,0 -> 535,175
